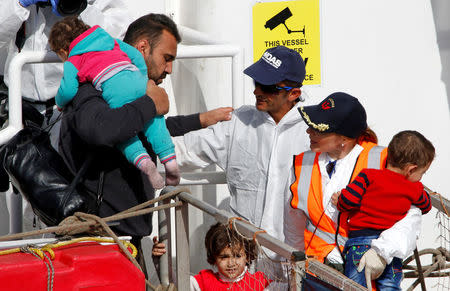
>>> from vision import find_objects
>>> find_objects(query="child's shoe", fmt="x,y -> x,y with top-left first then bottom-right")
138,158 -> 165,189
163,159 -> 180,186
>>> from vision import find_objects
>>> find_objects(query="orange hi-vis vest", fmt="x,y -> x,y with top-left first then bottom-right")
290,142 -> 388,262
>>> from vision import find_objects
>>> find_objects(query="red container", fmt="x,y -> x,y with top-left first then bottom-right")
0,242 -> 145,291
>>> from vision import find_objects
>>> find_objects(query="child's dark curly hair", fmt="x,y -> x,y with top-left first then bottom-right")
387,130 -> 435,169
49,16 -> 90,53
205,222 -> 257,266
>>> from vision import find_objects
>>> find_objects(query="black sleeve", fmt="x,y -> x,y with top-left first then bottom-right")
166,113 -> 202,136
69,84 -> 157,146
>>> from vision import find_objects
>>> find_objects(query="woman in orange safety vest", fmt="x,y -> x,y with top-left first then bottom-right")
288,92 -> 422,285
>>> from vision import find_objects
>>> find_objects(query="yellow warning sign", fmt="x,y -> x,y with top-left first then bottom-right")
252,0 -> 320,85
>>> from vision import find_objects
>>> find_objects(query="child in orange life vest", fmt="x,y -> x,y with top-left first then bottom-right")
190,222 -> 271,291
331,130 -> 434,290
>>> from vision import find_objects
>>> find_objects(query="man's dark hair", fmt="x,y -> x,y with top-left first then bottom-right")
283,79 -> 303,88
283,79 -> 303,102
204,222 -> 257,266
123,13 -> 181,51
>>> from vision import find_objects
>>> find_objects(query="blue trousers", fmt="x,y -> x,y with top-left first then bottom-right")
102,70 -> 175,165
344,235 -> 403,290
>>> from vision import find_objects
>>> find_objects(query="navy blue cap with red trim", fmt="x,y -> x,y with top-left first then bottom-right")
298,92 -> 368,138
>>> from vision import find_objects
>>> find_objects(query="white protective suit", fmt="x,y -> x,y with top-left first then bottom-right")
0,0 -> 132,101
175,103 -> 310,245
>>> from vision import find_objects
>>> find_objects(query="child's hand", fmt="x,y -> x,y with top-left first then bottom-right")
331,191 -> 341,206
152,236 -> 166,257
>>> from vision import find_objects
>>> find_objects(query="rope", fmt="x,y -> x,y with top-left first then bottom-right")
118,186 -> 190,215
252,230 -> 267,242
403,247 -> 450,291
403,248 -> 449,273
433,192 -> 449,217
42,252 -> 55,291
227,216 -> 259,241
20,246 -> 55,291
65,213 -> 161,290
424,186 -> 449,217
227,217 -> 283,265
0,187 -> 186,242
228,216 -> 243,230
0,237 -> 137,259
74,212 -> 142,272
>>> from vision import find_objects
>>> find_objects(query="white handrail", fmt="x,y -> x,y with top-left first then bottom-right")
3,51 -> 60,235
176,44 -> 243,185
178,25 -> 226,45
179,171 -> 226,185
177,44 -> 244,108
0,51 -> 60,145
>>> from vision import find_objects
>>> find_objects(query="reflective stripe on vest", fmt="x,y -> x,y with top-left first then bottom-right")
306,220 -> 347,246
296,151 -> 316,213
367,146 -> 385,169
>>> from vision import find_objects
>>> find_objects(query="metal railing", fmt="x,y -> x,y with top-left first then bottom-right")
154,185 -> 449,290
425,186 -> 450,215
158,186 -> 368,291
179,170 -> 226,186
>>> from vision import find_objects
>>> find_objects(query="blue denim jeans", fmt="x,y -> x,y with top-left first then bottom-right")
344,235 -> 403,290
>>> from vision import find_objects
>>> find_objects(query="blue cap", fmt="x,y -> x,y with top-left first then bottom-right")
244,46 -> 306,85
298,92 -> 368,138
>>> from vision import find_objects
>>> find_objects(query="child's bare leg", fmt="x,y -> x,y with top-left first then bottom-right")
163,159 -> 180,186
138,158 -> 165,189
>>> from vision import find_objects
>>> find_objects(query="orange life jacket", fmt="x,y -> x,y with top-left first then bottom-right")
290,142 -> 387,262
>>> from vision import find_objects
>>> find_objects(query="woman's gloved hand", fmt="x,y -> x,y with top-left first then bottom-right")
357,248 -> 386,290
18,0 -> 60,16
19,0 -> 48,7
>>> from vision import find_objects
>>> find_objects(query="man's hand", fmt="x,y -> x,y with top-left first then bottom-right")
357,248 -> 386,290
146,80 -> 169,115
199,107 -> 234,128
152,236 -> 166,257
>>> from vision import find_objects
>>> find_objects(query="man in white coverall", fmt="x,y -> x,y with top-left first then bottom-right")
0,0 -> 132,232
175,45 -> 310,250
